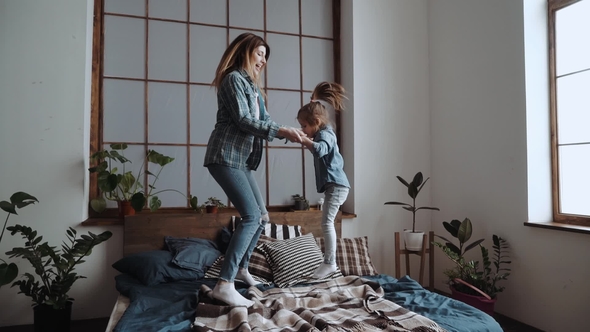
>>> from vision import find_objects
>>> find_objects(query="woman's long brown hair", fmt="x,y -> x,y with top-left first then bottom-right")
212,33 -> 270,91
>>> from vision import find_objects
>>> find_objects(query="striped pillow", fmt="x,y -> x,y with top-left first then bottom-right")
248,234 -> 277,281
262,222 -> 302,239
260,233 -> 341,288
315,236 -> 378,276
203,234 -> 276,284
231,216 -> 302,240
203,255 -> 272,285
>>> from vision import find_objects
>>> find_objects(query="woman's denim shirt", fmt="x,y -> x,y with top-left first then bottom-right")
204,69 -> 280,170
310,126 -> 350,193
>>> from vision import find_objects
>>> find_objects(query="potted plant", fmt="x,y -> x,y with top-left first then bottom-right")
6,221 -> 112,332
89,143 -> 198,218
0,192 -> 38,288
384,171 -> 439,251
433,217 -> 511,316
292,194 -> 309,211
202,196 -> 227,214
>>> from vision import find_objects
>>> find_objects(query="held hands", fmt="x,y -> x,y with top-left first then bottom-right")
279,127 -> 306,143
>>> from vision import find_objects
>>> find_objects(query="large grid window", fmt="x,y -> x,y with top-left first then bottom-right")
548,0 -> 590,226
90,0 -> 341,216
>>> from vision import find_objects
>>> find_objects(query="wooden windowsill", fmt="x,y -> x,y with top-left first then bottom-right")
524,221 -> 590,235
82,208 -> 357,226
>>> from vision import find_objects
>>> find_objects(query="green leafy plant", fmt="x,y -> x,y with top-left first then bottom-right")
6,224 -> 112,309
292,194 -> 309,210
204,197 -> 227,208
384,171 -> 439,232
433,217 -> 511,299
0,192 -> 38,288
199,197 -> 227,213
89,143 -> 198,213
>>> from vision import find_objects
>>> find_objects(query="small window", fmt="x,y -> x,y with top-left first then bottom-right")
548,0 -> 590,226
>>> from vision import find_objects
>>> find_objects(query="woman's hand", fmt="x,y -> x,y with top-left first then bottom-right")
278,127 -> 306,143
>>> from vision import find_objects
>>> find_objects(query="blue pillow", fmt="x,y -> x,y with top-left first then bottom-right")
112,250 -> 201,286
165,236 -> 221,273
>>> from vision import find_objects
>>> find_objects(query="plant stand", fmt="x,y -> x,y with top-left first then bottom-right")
394,231 -> 434,290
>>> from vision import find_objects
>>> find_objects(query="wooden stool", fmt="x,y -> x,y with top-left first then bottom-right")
394,231 -> 434,290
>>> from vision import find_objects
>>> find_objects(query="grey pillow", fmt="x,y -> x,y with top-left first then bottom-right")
165,236 -> 221,273
112,250 -> 201,286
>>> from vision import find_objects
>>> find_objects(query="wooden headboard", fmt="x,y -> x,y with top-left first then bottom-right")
123,211 -> 341,256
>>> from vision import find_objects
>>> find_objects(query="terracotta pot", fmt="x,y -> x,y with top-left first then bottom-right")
34,301 -> 72,332
450,285 -> 496,316
117,200 -> 135,219
206,205 -> 218,214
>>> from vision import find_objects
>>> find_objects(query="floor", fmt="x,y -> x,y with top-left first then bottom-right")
0,318 -> 109,332
0,314 -> 544,332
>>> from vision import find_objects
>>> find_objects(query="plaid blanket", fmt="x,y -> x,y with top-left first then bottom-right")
192,276 -> 448,332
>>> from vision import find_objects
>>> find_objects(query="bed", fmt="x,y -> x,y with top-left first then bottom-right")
105,212 -> 503,332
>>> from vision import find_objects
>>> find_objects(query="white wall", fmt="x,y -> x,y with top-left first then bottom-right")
0,0 -> 122,326
429,0 -> 590,331
341,0 -> 433,277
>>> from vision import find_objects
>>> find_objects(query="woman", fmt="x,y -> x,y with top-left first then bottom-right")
204,32 -> 304,307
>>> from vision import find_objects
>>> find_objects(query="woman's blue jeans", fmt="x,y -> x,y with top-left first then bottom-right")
322,184 -> 349,265
207,164 -> 268,283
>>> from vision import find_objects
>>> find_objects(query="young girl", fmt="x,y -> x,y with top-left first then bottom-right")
297,82 -> 350,279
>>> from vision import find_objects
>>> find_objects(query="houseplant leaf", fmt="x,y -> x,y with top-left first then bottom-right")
457,218 -> 472,244
0,262 -> 18,287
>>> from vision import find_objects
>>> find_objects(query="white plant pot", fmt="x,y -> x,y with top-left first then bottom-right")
403,230 -> 425,251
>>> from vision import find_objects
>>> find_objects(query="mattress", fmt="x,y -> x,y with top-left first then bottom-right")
105,294 -> 130,332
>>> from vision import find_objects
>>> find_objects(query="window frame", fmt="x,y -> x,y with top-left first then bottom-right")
547,0 -> 590,227
89,0 -> 343,218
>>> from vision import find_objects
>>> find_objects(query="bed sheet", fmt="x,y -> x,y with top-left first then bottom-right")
111,273 -> 502,332
363,275 -> 503,332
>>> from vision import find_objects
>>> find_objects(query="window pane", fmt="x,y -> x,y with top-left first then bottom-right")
558,144 -> 590,215
266,90 -> 301,147
268,149 -> 303,205
103,79 -> 145,143
149,0 -> 187,21
556,70 -> 590,144
102,144 -> 146,208
148,82 -> 187,144
190,0 -> 227,25
301,0 -> 332,38
190,146 -> 228,206
148,20 -> 187,81
190,85 -> 217,144
266,33 -> 301,90
556,0 -> 590,76
104,16 -> 145,78
148,145 -> 189,207
190,25 -> 227,83
229,0 -> 264,30
302,37 -> 334,90
267,0 -> 299,34
105,0 -> 145,16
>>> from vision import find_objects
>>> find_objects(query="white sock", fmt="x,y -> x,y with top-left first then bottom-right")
312,263 -> 338,279
211,282 -> 254,307
236,268 -> 261,286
